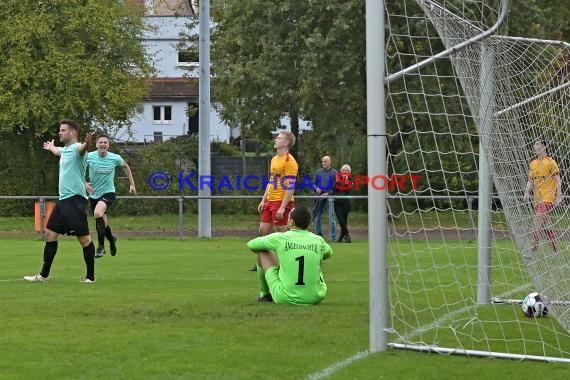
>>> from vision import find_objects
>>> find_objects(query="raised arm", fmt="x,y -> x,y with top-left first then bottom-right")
42,139 -> 61,156
78,132 -> 94,156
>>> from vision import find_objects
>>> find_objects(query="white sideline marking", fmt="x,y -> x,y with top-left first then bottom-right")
306,351 -> 370,380
305,284 -> 532,379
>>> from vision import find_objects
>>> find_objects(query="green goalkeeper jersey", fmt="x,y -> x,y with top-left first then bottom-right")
247,229 -> 333,304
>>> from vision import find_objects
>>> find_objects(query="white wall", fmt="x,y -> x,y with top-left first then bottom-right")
119,16 -> 232,143
121,15 -> 312,143
118,102 -> 231,143
143,16 -> 195,77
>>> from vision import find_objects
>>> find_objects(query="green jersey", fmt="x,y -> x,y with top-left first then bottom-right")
247,229 -> 333,304
59,143 -> 87,200
86,151 -> 124,199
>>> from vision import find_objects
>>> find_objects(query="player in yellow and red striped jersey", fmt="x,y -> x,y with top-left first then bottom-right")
523,138 -> 562,257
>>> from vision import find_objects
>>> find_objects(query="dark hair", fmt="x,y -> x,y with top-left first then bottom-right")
97,133 -> 110,141
60,119 -> 79,132
534,138 -> 550,155
290,205 -> 312,230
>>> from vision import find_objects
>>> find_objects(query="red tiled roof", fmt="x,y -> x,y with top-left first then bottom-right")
147,78 -> 199,101
123,0 -> 144,6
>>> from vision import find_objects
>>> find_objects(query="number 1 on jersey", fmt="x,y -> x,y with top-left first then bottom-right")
295,255 -> 306,285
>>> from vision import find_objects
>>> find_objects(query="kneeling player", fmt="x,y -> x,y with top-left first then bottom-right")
247,205 -> 333,305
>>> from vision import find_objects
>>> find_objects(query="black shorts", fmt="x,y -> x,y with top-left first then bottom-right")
89,192 -> 117,213
46,195 -> 90,237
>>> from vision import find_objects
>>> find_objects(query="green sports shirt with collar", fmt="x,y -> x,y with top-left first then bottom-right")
247,229 -> 333,302
58,143 -> 87,200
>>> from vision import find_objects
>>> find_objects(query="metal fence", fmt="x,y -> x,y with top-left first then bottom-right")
0,194 -> 482,239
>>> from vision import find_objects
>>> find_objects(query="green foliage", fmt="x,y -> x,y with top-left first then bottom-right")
114,138 -> 261,215
0,0 -> 153,132
0,129 -> 59,216
0,0 -> 153,214
211,141 -> 241,156
182,0 -> 570,216
298,1 -> 366,132
507,0 -> 570,41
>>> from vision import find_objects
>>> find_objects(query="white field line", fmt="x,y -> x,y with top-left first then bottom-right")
305,283 -> 532,380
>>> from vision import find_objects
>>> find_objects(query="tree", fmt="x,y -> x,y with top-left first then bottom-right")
0,0 -> 153,133
180,0 -> 569,196
0,0 -> 153,202
181,0 -> 313,157
507,0 -> 570,42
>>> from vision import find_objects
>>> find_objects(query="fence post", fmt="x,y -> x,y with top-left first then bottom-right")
178,196 -> 184,239
328,197 -> 335,240
39,196 -> 46,240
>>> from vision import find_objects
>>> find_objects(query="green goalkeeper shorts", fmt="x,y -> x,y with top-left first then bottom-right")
264,266 -> 327,305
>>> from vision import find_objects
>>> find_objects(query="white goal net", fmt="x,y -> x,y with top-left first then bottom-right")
385,0 -> 570,361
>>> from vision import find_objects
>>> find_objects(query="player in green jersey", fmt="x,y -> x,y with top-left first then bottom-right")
86,134 -> 136,258
247,204 -> 333,305
24,120 -> 96,283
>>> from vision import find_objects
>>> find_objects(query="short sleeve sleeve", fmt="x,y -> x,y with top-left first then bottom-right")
247,233 -> 282,252
282,157 -> 298,190
115,154 -> 125,167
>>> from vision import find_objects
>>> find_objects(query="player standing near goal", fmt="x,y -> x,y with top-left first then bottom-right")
523,138 -> 562,257
253,130 -> 298,301
86,134 -> 136,258
247,205 -> 333,305
24,120 -> 96,283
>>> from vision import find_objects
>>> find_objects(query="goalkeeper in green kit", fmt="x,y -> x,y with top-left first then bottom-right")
247,205 -> 333,305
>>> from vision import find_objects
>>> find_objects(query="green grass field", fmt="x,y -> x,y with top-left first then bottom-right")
0,209 -> 502,233
2,236 -> 570,379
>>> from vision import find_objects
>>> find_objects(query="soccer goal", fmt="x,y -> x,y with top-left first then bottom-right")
372,0 -> 570,362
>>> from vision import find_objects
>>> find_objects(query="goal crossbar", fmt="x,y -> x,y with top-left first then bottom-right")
384,0 -> 509,85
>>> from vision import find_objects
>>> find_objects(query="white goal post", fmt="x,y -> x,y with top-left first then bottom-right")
370,0 -> 570,362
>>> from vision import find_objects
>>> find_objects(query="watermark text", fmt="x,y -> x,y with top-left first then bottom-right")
147,171 -> 421,192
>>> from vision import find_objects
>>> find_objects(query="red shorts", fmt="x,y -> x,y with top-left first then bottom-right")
536,202 -> 553,215
260,201 -> 294,226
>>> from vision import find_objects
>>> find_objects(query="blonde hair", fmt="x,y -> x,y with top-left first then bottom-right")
279,131 -> 296,148
340,164 -> 351,173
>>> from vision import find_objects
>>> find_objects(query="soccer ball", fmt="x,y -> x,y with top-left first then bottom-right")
522,292 -> 549,318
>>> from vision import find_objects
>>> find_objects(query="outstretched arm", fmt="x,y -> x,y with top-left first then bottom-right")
78,132 -> 94,156
122,161 -> 137,194
42,140 -> 61,156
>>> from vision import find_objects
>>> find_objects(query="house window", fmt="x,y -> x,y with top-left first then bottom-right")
153,106 -> 172,124
177,50 -> 199,67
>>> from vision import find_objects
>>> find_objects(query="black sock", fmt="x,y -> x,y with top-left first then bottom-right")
95,218 -> 105,247
40,241 -> 58,278
105,225 -> 115,246
83,242 -> 95,281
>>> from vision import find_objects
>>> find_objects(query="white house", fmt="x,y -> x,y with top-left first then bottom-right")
118,0 -> 311,144
117,0 -> 230,143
